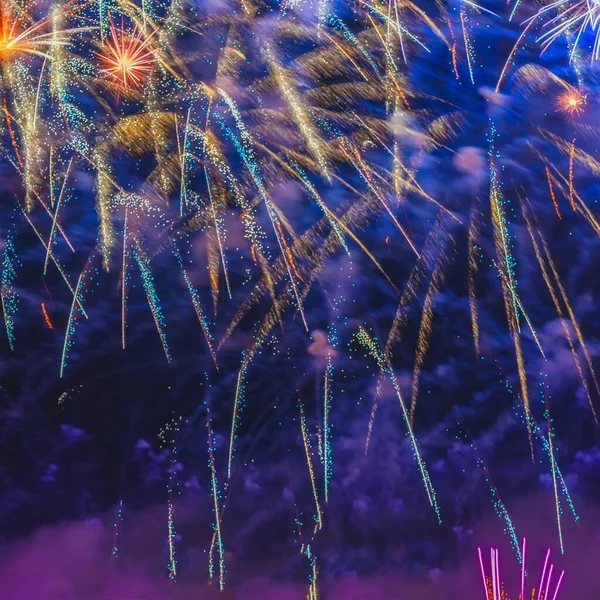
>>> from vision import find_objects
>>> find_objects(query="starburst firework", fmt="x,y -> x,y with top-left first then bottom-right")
556,87 -> 587,116
96,24 -> 155,88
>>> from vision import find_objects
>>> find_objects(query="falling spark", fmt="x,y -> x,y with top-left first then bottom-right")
298,398 -> 323,532
41,302 -> 52,328
206,405 -> 226,590
545,167 -> 562,219
132,243 -> 171,362
569,138 -> 576,210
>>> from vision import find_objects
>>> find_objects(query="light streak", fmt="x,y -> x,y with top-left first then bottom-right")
461,9 -> 475,85
133,243 -> 171,362
569,138 -> 576,210
1,221 -> 20,351
545,167 -> 562,219
410,254 -> 447,421
206,405 -> 226,589
521,537 -> 526,600
41,302 -> 52,328
298,398 -> 323,531
121,206 -> 128,350
537,549 -> 551,600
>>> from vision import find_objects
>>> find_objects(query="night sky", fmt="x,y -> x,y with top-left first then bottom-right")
1,0 -> 600,597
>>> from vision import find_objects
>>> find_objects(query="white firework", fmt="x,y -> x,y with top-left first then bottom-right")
529,0 -> 600,60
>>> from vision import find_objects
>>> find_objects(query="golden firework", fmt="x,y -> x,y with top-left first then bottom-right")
0,5 -> 54,61
556,87 -> 587,117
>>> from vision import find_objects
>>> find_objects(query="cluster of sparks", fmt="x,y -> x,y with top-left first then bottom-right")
1,0 -> 599,593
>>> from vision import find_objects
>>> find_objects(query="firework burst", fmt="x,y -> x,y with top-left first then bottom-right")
0,8 -> 52,61
96,23 -> 156,88
556,86 -> 587,116
533,0 -> 600,60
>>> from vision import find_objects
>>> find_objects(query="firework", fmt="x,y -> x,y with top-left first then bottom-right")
532,0 -> 600,60
556,87 -> 587,116
95,22 -> 156,88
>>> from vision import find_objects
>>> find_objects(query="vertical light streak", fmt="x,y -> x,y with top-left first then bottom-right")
493,548 -> 501,600
3,96 -> 23,168
1,222 -> 20,351
298,398 -> 323,531
548,422 -> 564,554
478,547 -> 488,599
468,204 -> 481,356
94,148 -> 115,271
121,206 -> 128,350
537,549 -> 551,600
206,405 -> 226,590
305,544 -> 319,599
488,123 -> 535,454
365,391 -> 379,455
448,18 -> 460,80
179,106 -> 191,216
163,417 -> 182,582
323,356 -> 333,502
167,493 -> 177,581
521,537 -> 526,600
205,167 -> 232,300
228,363 -> 246,479
460,9 -> 475,84
32,56 -> 47,133
568,138 -> 576,210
